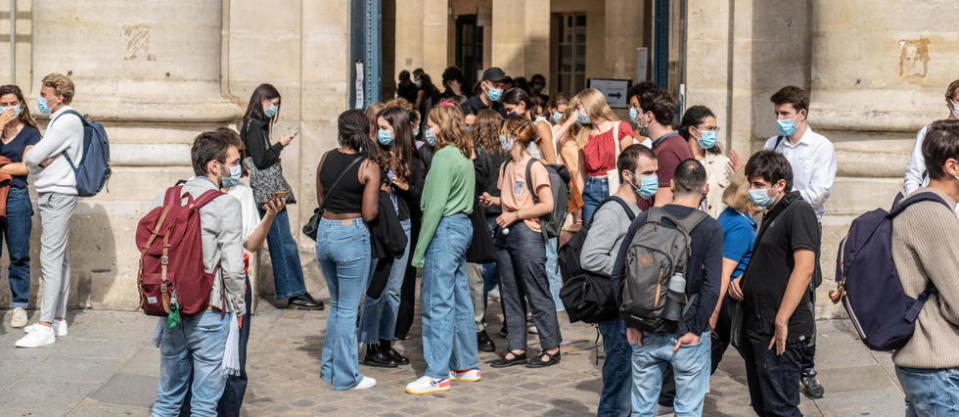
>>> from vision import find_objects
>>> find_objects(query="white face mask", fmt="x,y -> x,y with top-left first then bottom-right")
952,100 -> 959,119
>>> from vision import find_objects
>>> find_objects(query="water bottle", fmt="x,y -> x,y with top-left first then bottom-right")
662,272 -> 686,322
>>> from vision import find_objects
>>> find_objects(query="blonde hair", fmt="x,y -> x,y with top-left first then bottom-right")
428,105 -> 473,157
723,174 -> 753,213
569,88 -> 619,148
41,73 -> 75,104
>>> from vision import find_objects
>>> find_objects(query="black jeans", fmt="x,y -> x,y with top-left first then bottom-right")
495,222 -> 561,352
742,335 -> 804,417
180,277 -> 252,417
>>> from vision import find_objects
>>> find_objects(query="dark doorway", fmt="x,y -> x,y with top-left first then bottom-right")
455,14 -> 483,93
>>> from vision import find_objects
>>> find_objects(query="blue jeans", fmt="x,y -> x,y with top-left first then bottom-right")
545,236 -> 563,312
896,366 -> 959,417
598,318 -> 632,417
151,310 -> 231,417
315,218 -> 371,390
2,187 -> 32,308
583,177 -> 609,225
421,214 -> 478,379
630,331 -> 711,417
260,208 -> 307,299
360,219 -> 411,344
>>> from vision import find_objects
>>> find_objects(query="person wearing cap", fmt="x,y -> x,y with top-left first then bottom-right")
464,67 -> 508,119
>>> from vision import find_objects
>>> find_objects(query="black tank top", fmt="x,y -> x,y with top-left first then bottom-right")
321,150 -> 365,214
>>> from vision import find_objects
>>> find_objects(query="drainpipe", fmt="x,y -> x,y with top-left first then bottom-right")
9,0 -> 15,84
349,0 -> 381,108
364,0 -> 381,105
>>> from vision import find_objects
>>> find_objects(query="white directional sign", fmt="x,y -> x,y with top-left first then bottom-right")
587,78 -> 631,109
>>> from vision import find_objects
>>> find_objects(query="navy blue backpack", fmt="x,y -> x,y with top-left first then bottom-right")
832,192 -> 947,351
53,110 -> 110,197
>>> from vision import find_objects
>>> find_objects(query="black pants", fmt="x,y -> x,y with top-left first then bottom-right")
180,277 -> 252,417
394,216 -> 421,340
742,335 -> 804,417
800,288 -> 817,374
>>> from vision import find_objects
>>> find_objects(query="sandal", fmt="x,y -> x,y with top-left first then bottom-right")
490,351 -> 527,368
525,350 -> 561,368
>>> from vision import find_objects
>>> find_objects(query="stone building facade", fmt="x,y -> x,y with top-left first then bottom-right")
0,0 -> 956,312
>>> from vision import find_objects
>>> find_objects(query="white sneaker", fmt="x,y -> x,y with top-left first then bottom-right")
405,376 -> 451,395
449,368 -> 482,382
25,320 -> 67,337
10,307 -> 27,328
15,325 -> 55,348
351,376 -> 376,390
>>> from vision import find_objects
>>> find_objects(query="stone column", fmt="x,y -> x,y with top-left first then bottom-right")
393,0 -> 448,83
603,0 -> 645,80
490,0 -> 549,78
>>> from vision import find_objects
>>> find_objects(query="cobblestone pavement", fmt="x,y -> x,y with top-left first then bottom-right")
0,302 -> 906,416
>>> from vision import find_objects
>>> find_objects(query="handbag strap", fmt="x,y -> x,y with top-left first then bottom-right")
320,153 -> 364,211
612,121 -> 621,161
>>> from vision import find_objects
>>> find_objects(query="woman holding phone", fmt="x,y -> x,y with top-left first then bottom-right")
240,84 -> 323,310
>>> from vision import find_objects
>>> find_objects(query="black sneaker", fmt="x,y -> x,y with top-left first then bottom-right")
287,293 -> 325,310
801,370 -> 825,399
364,345 -> 398,368
477,330 -> 496,353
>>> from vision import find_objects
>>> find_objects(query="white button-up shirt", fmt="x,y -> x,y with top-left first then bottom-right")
764,127 -> 838,219
902,124 -> 959,217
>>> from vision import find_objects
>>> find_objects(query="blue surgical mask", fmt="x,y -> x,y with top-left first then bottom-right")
0,105 -> 22,118
698,129 -> 718,149
499,134 -> 514,152
628,107 -> 639,123
748,188 -> 776,208
424,128 -> 438,146
776,118 -> 797,136
631,174 -> 659,199
551,112 -> 563,123
377,129 -> 394,146
264,103 -> 278,119
37,97 -> 51,115
222,164 -> 242,188
487,87 -> 503,102
413,125 -> 420,137
576,109 -> 591,125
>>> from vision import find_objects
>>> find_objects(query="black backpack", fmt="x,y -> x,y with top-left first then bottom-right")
502,158 -> 570,239
558,197 -> 636,324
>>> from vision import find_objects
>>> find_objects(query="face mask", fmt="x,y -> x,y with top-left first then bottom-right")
377,129 -> 394,146
221,163 -> 242,188
37,97 -> 51,115
499,134 -> 514,152
0,105 -> 22,118
487,87 -> 503,102
576,109 -> 591,125
264,103 -> 278,119
952,101 -> 959,119
748,187 -> 777,209
776,118 -> 797,136
698,129 -> 718,149
551,112 -> 563,123
630,174 -> 659,199
424,128 -> 438,146
628,107 -> 639,123
415,80 -> 422,88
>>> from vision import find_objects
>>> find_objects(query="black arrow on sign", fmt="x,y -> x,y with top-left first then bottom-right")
608,92 -> 622,99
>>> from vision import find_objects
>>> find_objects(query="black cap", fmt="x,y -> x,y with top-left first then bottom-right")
481,67 -> 507,82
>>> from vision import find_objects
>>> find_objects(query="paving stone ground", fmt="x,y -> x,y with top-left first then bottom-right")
0,301 -> 906,417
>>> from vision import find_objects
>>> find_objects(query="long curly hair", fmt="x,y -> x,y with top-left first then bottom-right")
428,105 -> 472,157
472,109 -> 504,155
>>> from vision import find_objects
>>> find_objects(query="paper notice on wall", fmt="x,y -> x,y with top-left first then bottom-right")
355,61 -> 365,109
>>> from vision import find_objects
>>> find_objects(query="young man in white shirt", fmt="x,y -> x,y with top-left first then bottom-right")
903,79 -> 959,217
16,73 -> 85,348
763,85 -> 836,399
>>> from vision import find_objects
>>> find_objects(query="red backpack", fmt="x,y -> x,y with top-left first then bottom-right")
136,186 -> 224,317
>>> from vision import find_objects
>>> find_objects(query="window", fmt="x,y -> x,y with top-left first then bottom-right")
555,13 -> 586,96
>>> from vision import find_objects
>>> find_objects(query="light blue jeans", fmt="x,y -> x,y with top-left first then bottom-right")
630,331 -> 711,417
582,176 -> 609,225
151,310 -> 230,417
316,218 -> 371,390
896,366 -> 959,417
360,219 -> 411,344
545,236 -> 564,311
421,214 -> 479,379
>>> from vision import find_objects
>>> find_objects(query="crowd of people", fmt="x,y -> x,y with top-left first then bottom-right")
2,68 -> 959,417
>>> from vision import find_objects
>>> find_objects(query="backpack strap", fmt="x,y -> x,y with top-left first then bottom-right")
889,191 -> 950,218
525,158 -> 541,203
191,189 -> 226,209
907,284 -> 939,323
51,110 -> 86,170
774,135 -> 785,150
588,196 -> 636,228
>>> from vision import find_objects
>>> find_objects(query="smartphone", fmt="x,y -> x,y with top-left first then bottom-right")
290,129 -> 300,138
271,190 -> 288,200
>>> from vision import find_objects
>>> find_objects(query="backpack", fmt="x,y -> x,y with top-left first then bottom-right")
523,158 -> 570,238
620,207 -> 707,333
135,186 -> 225,318
52,110 -> 110,197
558,196 -> 636,324
831,192 -> 947,351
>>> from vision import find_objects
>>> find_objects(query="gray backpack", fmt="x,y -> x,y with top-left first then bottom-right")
620,208 -> 707,333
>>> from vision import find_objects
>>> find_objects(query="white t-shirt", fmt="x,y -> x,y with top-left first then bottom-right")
226,181 -> 261,242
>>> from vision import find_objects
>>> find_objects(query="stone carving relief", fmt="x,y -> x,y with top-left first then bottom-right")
898,38 -> 929,79
122,24 -> 155,61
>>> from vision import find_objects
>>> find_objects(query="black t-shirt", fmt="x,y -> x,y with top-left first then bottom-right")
397,81 -> 419,105
463,95 -> 506,118
741,191 -> 820,342
0,125 -> 41,189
